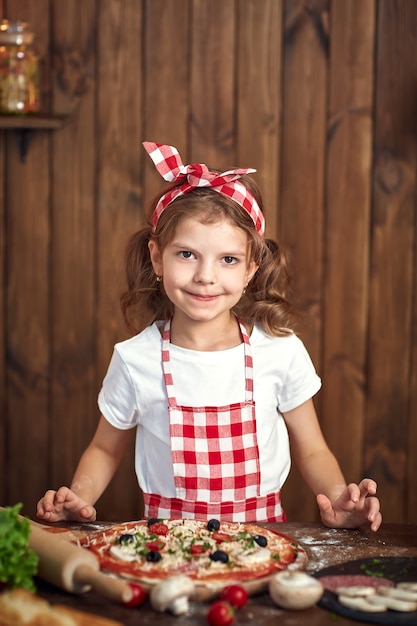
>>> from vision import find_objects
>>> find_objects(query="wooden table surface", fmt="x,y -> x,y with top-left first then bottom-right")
35,521 -> 417,626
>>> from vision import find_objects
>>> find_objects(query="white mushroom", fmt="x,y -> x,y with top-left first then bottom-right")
335,585 -> 376,597
377,586 -> 417,602
398,582 -> 417,592
150,575 -> 195,615
269,570 -> 323,610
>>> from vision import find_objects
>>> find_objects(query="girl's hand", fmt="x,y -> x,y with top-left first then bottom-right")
316,478 -> 382,532
36,487 -> 97,523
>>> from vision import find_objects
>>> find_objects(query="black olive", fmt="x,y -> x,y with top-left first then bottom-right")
210,550 -> 229,563
254,534 -> 268,547
147,518 -> 160,527
146,550 -> 162,562
207,518 -> 220,532
118,533 -> 135,544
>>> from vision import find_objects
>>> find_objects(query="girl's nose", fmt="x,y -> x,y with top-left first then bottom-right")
193,262 -> 216,284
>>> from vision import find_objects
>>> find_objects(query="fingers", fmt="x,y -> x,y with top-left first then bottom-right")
79,505 -> 97,522
346,479 -> 378,504
348,481 -> 381,528
359,478 -> 378,496
353,478 -> 377,500
37,489 -> 62,520
363,494 -> 382,532
368,509 -> 382,532
316,493 -> 337,527
317,480 -> 382,531
316,493 -> 332,514
36,486 -> 92,523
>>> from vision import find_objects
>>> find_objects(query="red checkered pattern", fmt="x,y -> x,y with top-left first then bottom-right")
143,141 -> 265,235
143,491 -> 286,523
169,403 -> 260,503
161,319 -> 266,509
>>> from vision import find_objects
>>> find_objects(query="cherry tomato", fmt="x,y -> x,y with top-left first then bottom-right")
207,601 -> 235,626
148,522 -> 169,536
190,543 -> 210,555
145,539 -> 165,551
212,531 -> 232,543
220,584 -> 248,609
124,582 -> 147,607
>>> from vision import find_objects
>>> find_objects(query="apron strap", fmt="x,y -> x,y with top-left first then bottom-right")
161,318 -> 254,406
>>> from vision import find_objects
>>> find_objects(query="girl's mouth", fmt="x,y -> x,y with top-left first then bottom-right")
188,292 -> 219,301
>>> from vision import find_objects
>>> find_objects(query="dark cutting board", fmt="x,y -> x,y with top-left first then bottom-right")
313,557 -> 417,625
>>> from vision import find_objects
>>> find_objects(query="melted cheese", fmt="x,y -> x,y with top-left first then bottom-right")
236,547 -> 271,565
109,545 -> 137,562
103,519 -> 287,576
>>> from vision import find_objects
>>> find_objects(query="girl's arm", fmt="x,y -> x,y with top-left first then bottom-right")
37,416 -> 133,523
283,399 -> 382,531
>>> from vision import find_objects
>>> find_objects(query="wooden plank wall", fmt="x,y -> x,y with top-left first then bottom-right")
1,0 -> 416,525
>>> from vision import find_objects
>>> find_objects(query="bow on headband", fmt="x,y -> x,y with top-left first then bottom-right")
143,142 -> 265,236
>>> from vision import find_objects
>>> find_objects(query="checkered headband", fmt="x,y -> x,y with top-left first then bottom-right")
143,142 -> 265,236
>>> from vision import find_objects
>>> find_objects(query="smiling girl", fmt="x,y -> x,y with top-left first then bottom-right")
37,142 -> 382,531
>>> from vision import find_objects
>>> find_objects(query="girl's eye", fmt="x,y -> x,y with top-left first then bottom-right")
223,256 -> 238,265
178,251 -> 195,259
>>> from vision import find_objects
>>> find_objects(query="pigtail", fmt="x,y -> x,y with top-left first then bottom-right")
120,227 -> 173,334
234,238 -> 303,336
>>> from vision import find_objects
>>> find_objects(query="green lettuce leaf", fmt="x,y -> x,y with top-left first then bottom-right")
0,503 -> 39,591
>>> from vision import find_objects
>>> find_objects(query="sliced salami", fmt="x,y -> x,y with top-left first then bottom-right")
318,574 -> 395,592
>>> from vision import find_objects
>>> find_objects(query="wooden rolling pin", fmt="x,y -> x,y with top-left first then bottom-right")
28,521 -> 135,604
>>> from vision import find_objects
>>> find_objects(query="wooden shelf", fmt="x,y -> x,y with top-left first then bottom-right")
0,114 -> 69,161
0,114 -> 67,129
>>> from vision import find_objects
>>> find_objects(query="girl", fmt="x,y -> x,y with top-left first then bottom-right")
37,142 -> 381,531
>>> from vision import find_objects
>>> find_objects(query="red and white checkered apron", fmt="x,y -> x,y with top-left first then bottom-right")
143,319 -> 285,522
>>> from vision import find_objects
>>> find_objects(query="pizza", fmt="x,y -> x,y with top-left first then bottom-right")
80,518 -> 307,599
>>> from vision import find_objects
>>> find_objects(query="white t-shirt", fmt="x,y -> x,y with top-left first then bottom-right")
98,321 -> 321,498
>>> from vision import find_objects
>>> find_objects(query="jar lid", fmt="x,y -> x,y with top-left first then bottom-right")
0,19 -> 34,44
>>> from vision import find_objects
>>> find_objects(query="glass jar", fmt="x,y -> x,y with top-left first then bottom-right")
0,19 -> 40,114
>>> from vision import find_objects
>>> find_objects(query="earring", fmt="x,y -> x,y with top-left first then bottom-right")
156,276 -> 161,282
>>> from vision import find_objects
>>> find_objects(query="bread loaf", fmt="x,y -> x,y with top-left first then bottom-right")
0,588 -> 124,626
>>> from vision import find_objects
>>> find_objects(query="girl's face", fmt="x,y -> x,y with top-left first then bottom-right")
149,216 -> 258,326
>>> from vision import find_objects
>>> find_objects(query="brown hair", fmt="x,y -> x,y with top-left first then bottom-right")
120,176 -> 301,336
